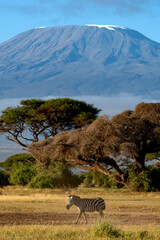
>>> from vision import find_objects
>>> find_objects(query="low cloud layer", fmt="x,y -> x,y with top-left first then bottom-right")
0,94 -> 157,117
72,94 -> 157,117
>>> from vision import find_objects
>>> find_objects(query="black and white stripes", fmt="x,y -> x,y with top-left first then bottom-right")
66,195 -> 105,224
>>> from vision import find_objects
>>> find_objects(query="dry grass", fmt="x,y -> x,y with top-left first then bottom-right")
0,186 -> 159,239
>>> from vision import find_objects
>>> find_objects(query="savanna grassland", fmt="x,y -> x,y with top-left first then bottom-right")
0,186 -> 159,240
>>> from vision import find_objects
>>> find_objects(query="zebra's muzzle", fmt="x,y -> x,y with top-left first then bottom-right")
66,205 -> 70,210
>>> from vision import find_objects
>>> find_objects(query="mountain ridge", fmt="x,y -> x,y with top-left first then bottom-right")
0,25 -> 160,99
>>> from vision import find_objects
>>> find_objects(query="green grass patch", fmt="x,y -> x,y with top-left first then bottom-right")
0,223 -> 160,240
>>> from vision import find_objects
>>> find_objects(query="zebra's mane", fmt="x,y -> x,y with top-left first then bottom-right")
68,195 -> 81,199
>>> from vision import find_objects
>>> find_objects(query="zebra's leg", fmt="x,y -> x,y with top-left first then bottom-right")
83,212 -> 87,224
76,211 -> 82,224
99,211 -> 104,221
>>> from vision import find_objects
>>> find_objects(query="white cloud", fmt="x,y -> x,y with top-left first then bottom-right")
0,98 -> 22,112
73,94 -> 157,117
0,94 -> 157,117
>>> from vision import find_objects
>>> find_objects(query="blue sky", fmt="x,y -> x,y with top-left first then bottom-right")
0,0 -> 160,44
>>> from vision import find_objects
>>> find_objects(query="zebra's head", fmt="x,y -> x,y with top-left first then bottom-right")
66,195 -> 80,210
66,195 -> 73,210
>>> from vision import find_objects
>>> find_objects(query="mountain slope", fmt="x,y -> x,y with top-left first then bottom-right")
0,25 -> 160,98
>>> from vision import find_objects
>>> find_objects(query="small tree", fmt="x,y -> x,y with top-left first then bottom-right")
0,153 -> 36,171
0,153 -> 37,186
29,102 -> 160,185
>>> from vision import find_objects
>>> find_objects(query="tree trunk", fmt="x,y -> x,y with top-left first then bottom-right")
135,153 -> 145,172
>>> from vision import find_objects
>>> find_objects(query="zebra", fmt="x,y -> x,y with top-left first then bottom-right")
66,195 -> 105,224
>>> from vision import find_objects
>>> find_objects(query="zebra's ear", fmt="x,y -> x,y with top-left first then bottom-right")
67,195 -> 72,199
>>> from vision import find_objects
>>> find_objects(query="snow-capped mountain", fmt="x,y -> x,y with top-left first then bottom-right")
0,24 -> 160,99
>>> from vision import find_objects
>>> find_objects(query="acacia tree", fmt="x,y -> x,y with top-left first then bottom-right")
29,102 -> 160,185
0,98 -> 100,148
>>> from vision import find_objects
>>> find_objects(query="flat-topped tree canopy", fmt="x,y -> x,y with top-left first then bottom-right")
29,102 -> 160,184
0,98 -> 100,148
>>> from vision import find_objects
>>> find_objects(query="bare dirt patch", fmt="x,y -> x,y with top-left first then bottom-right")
0,212 -> 76,226
0,212 -> 159,226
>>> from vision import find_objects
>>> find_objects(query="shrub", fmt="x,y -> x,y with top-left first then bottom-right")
28,174 -> 55,189
1,154 -> 83,188
83,171 -> 94,187
128,169 -> 151,192
149,163 -> 160,191
0,153 -> 36,186
93,222 -> 123,238
9,165 -> 36,186
0,153 -> 35,171
83,164 -> 160,191
83,170 -> 123,188
83,170 -> 110,187
128,164 -> 160,192
28,161 -> 83,189
0,170 -> 10,187
50,162 -> 81,188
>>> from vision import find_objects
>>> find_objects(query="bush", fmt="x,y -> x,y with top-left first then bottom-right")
83,170 -> 123,189
28,174 -> 54,189
0,153 -> 36,186
0,170 -> 10,187
0,153 -> 35,171
1,154 -> 83,188
9,165 -> 36,186
128,164 -> 160,192
93,222 -> 123,238
128,170 -> 151,192
51,162 -> 81,188
28,161 -> 83,189
149,164 -> 160,191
